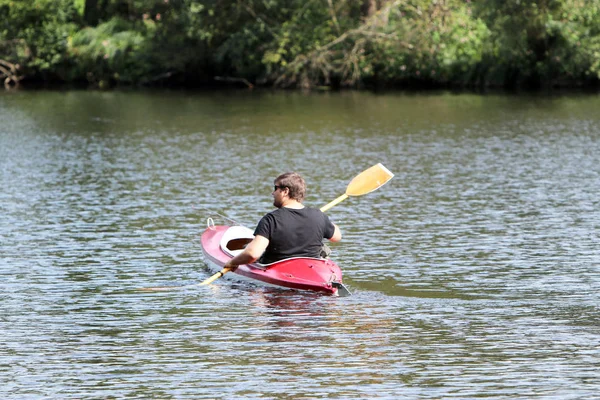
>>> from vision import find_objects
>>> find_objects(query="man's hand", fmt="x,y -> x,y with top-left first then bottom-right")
223,261 -> 238,270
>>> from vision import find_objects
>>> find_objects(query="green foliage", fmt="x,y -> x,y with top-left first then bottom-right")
1,0 -> 600,88
246,0 -> 491,88
474,0 -> 600,87
69,17 -> 150,84
552,1 -> 600,82
68,1 -> 214,86
365,0 -> 490,86
0,0 -> 79,77
74,0 -> 85,17
258,1 -> 341,86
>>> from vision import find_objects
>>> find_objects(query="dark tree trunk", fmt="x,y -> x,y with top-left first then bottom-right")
362,0 -> 377,18
84,0 -> 110,26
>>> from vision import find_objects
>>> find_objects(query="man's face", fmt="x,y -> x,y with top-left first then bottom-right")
272,184 -> 287,208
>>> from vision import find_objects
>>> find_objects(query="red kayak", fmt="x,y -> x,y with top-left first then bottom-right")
200,222 -> 351,296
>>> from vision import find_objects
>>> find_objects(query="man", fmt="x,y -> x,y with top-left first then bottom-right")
223,172 -> 342,270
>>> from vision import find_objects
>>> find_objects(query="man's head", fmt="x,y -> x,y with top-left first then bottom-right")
273,172 -> 306,207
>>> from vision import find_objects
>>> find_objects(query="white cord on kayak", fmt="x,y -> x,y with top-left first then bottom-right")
207,217 -> 216,230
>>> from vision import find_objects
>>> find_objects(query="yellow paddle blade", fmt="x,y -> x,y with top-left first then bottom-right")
345,163 -> 394,196
320,163 -> 394,212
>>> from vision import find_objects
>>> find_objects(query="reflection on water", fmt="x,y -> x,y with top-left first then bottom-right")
1,89 -> 599,398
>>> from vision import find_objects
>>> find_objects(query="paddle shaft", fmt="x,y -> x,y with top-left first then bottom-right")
199,267 -> 233,286
320,194 -> 348,213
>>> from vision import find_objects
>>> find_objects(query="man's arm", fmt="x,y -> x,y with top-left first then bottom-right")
329,223 -> 342,242
224,235 -> 269,269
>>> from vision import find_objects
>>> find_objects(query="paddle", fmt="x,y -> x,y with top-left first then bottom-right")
320,163 -> 394,212
139,163 -> 393,292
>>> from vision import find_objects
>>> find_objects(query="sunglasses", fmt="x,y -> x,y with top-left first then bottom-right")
273,185 -> 287,191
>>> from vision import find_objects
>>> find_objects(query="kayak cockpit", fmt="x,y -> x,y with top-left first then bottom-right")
219,225 -> 254,257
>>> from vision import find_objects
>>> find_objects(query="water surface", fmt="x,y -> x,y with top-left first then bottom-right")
1,89 -> 599,398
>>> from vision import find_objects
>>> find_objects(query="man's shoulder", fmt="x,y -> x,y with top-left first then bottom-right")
258,210 -> 278,224
282,206 -> 323,216
302,206 -> 325,216
267,206 -> 325,219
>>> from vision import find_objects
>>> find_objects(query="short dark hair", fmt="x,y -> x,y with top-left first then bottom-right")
275,172 -> 306,202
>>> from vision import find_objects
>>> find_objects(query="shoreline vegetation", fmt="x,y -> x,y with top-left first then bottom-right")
1,0 -> 600,91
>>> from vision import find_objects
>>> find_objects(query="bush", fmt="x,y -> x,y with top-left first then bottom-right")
69,17 -> 151,86
0,0 -> 79,80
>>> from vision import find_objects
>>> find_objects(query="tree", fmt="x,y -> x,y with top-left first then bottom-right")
475,0 -> 600,87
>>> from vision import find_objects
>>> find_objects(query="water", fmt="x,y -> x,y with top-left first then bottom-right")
1,89 -> 599,398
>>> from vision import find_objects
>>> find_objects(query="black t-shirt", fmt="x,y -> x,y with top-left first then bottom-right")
253,206 -> 336,264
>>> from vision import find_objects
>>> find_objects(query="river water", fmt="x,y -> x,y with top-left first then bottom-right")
1,89 -> 599,399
